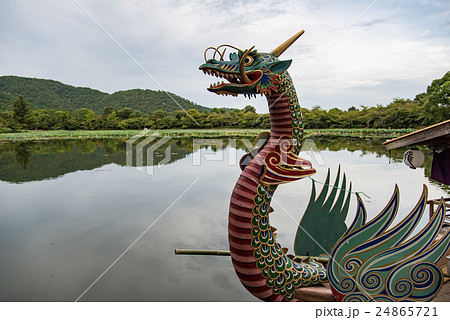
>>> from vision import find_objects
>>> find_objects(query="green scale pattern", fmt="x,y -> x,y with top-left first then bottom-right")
251,184 -> 328,301
276,72 -> 304,153
250,71 -> 327,301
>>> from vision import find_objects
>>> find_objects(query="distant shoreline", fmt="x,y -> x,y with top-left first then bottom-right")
0,128 -> 415,142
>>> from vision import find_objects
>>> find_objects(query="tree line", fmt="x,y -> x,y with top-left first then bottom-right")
0,101 -> 269,131
1,71 -> 448,132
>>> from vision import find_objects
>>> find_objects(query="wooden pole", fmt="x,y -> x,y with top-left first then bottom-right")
174,249 -> 230,256
174,249 -> 330,262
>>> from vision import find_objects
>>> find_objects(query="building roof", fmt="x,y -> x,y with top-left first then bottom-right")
384,119 -> 450,151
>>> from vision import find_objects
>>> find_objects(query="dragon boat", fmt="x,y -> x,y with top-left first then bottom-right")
199,30 -> 450,302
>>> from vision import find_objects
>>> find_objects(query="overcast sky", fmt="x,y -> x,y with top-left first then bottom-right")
1,0 -> 449,113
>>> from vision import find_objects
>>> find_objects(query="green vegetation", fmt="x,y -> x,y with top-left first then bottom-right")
0,128 -> 414,142
12,95 -> 30,128
303,71 -> 449,129
0,72 -> 448,133
0,75 -> 208,114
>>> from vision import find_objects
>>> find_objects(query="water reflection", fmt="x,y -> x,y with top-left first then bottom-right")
14,142 -> 32,170
0,137 -> 443,189
0,137 -> 448,301
0,138 -> 251,183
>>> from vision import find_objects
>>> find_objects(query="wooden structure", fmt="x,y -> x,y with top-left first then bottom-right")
384,119 -> 450,151
428,198 -> 450,223
384,119 -> 450,222
385,119 -> 450,283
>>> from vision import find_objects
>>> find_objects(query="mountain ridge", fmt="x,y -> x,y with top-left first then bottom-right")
0,75 -> 209,115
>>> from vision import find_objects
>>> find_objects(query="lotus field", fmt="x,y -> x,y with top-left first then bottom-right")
0,128 -> 415,142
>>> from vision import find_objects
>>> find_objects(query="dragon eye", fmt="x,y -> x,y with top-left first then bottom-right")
244,56 -> 254,66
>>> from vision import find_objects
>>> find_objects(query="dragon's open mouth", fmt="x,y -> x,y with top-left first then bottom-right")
200,67 -> 263,97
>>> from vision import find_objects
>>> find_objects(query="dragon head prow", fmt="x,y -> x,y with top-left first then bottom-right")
199,30 -> 304,97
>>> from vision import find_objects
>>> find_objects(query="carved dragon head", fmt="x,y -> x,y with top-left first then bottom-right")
199,30 -> 304,97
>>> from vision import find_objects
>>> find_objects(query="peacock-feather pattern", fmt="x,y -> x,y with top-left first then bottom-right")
328,186 -> 450,301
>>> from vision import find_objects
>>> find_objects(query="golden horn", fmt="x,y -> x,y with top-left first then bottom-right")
270,30 -> 305,58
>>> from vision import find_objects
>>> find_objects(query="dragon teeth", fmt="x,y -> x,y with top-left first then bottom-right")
205,68 -> 242,87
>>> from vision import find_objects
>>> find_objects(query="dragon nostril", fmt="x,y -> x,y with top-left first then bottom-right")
208,59 -> 220,65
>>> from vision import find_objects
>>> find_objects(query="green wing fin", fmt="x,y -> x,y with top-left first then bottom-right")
294,166 -> 352,256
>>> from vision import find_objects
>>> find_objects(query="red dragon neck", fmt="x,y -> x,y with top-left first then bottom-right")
227,72 -> 324,302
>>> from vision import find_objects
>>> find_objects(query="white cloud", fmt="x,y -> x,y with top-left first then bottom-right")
0,0 -> 449,113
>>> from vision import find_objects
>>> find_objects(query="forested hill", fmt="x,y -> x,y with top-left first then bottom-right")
0,75 -> 209,115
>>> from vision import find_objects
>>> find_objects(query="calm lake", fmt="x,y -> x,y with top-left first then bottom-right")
0,136 -> 448,301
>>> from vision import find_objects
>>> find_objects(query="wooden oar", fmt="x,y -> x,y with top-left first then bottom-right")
174,249 -> 330,262
174,249 -> 230,256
